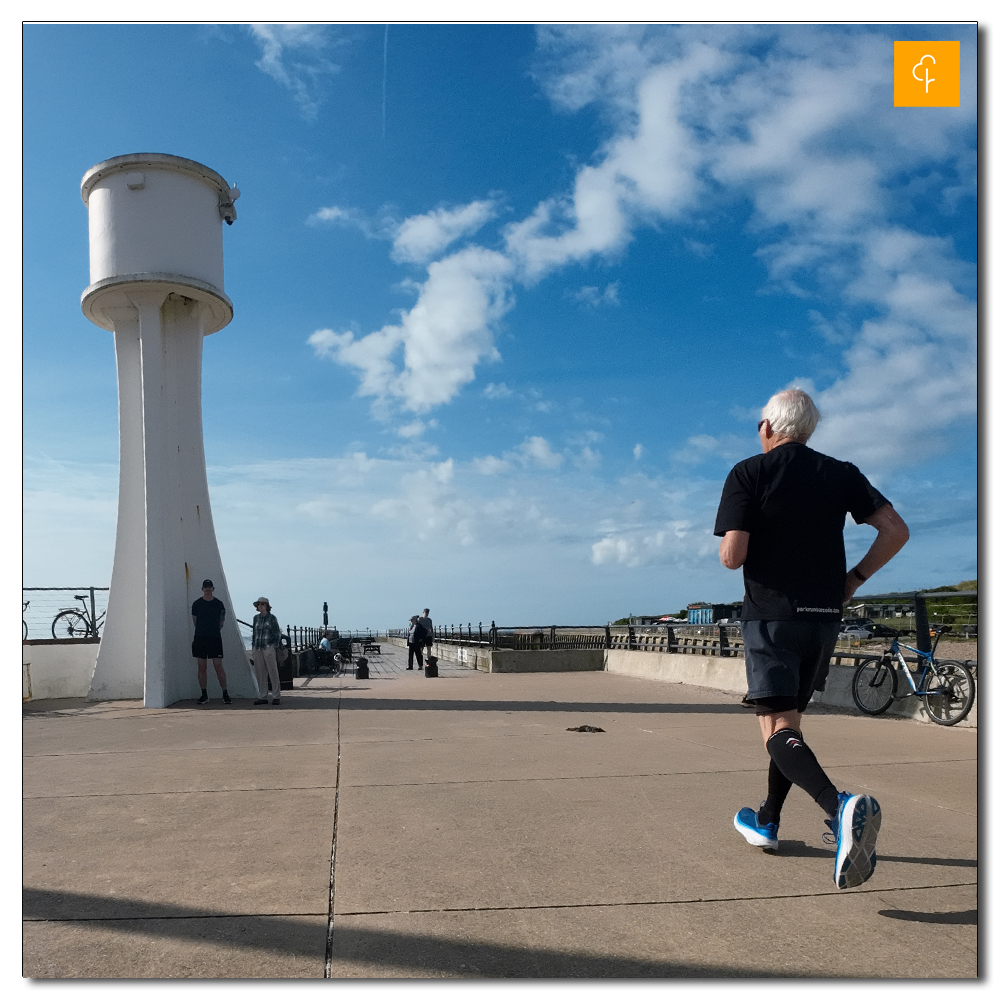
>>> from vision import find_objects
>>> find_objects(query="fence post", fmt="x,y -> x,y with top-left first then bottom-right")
479,622 -> 483,643
914,593 -> 931,667
549,626 -> 555,650
719,625 -> 729,658
605,624 -> 611,649
491,621 -> 497,650
628,624 -> 636,650
667,626 -> 676,652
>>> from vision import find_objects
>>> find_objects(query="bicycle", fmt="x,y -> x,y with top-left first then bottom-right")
23,600 -> 29,641
851,625 -> 975,726
51,595 -> 106,639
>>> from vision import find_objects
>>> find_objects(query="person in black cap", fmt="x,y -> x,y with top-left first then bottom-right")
191,579 -> 229,704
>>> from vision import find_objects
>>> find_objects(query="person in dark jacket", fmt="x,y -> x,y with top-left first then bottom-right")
407,615 -> 427,670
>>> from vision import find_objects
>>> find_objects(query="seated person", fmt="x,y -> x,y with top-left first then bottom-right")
319,632 -> 332,652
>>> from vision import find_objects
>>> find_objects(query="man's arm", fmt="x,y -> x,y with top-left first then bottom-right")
719,530 -> 750,570
844,504 -> 910,602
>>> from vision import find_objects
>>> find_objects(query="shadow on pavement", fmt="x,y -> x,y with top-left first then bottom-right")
775,841 -> 976,868
23,887 -> 789,978
878,908 -> 977,925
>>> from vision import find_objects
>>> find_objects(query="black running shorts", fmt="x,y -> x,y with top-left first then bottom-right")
741,620 -> 840,714
192,635 -> 224,659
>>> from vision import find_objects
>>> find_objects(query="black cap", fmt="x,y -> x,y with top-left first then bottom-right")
202,579 -> 214,588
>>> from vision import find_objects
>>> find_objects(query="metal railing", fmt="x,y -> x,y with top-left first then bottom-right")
387,622 -> 744,653
280,626 -> 381,653
22,587 -> 109,640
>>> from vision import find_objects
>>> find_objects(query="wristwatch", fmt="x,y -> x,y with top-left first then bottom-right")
850,566 -> 868,583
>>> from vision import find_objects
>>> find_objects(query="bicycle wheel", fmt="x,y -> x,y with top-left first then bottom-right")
852,656 -> 897,715
23,619 -> 27,640
923,661 -> 975,726
51,610 -> 91,639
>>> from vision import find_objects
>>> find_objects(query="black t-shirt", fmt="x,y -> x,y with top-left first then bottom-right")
714,443 -> 888,621
191,597 -> 226,636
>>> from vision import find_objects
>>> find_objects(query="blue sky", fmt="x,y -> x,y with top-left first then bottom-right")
22,22 -> 978,629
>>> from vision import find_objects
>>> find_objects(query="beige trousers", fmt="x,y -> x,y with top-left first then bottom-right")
253,645 -> 281,700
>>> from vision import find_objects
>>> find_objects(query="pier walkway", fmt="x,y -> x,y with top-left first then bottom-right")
23,642 -> 977,978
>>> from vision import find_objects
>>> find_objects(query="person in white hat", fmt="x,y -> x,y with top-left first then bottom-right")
251,598 -> 282,706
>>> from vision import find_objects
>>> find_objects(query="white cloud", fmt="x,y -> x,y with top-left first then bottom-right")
573,445 -> 602,470
392,200 -> 499,264
592,521 -> 707,569
684,238 -> 713,258
511,436 -> 563,469
306,204 -> 397,239
483,382 -> 513,399
397,421 -> 426,439
506,43 -> 724,282
248,24 -> 340,119
633,443 -> 644,460
670,433 -> 753,466
309,246 -> 514,414
307,198 -> 496,262
572,282 -> 620,308
472,455 -> 511,475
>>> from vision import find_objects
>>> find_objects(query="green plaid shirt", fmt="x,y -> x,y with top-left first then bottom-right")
252,613 -> 281,649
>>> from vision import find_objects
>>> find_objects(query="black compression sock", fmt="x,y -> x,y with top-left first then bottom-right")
758,759 -> 793,826
766,728 -> 840,819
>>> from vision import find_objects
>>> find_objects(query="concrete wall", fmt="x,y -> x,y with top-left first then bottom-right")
23,641 -> 100,702
490,649 -> 604,673
605,649 -> 976,729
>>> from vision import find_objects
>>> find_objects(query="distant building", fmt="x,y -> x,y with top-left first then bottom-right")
630,614 -> 673,626
846,593 -> 916,619
686,602 -> 738,625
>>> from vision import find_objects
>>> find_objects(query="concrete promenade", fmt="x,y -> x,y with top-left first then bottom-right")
23,642 -> 977,978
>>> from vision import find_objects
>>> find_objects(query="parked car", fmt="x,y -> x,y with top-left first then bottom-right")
839,625 -> 873,640
868,623 -> 900,638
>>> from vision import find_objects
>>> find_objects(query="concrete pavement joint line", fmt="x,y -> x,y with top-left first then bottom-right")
24,786 -> 340,799
22,881 -> 973,924
342,768 -> 777,789
323,680 -> 343,980
25,741 -> 342,758
335,882 -> 978,917
23,911 -> 329,923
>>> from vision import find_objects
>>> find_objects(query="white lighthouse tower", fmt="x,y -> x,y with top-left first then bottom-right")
80,153 -> 257,707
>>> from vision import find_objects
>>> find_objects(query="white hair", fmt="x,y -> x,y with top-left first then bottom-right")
761,388 -> 821,440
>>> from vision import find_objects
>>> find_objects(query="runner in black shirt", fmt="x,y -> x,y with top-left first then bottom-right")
191,579 -> 230,705
714,389 -> 909,889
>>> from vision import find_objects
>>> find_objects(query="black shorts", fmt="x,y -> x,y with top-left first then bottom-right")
741,620 -> 840,714
192,635 -> 224,659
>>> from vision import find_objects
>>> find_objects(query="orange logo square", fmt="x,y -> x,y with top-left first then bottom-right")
894,41 -> 960,107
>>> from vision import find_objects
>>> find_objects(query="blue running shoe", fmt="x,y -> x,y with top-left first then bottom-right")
830,792 -> 881,889
734,806 -> 778,850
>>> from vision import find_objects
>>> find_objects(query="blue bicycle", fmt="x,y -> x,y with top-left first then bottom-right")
851,625 -> 975,726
